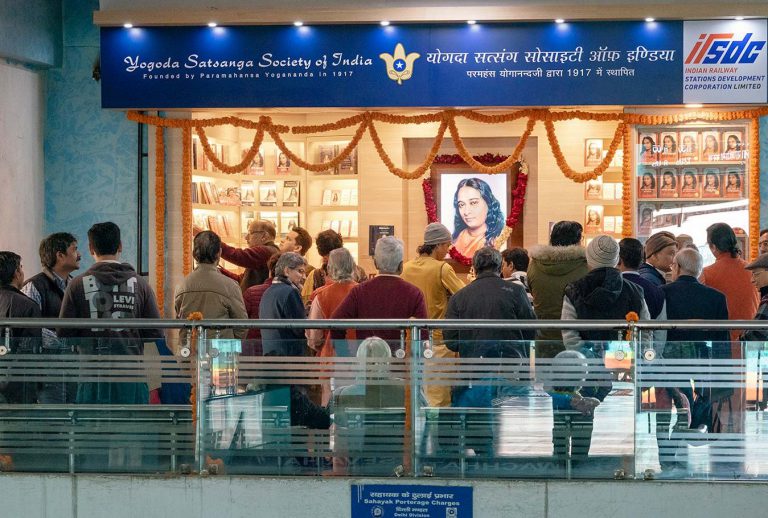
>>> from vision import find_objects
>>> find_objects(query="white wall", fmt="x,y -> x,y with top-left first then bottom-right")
0,61 -> 45,268
0,474 -> 765,518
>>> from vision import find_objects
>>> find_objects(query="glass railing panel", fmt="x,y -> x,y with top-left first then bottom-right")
201,336 -> 410,476
635,339 -> 768,480
0,338 -> 194,474
415,339 -> 634,479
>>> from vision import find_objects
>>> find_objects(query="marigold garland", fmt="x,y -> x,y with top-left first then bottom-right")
624,311 -> 639,340
749,117 -> 760,261
546,120 -> 626,183
182,127 -> 193,275
448,117 -> 536,174
370,118 -> 448,180
154,126 -> 165,316
196,124 -> 266,174
621,123 -> 633,237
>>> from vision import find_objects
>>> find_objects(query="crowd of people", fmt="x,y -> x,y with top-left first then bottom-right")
1,217 -> 767,469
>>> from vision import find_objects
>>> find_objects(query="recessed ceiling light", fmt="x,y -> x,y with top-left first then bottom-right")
555,19 -> 565,24
685,103 -> 704,109
380,20 -> 390,26
207,22 -> 217,27
293,21 -> 303,27
467,20 -> 477,25
735,16 -> 745,21
645,17 -> 655,23
123,23 -> 133,28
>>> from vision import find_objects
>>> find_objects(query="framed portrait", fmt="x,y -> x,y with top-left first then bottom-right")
638,132 -> 658,165
584,205 -> 604,233
282,180 -> 299,206
243,148 -> 265,175
584,139 -> 604,166
584,177 -> 603,200
678,132 -> 699,162
722,131 -> 744,161
701,168 -> 722,198
658,167 -> 679,198
637,167 -> 657,199
659,131 -> 679,162
723,168 -> 744,198
701,131 -> 721,162
679,168 -> 700,199
638,203 -> 656,236
432,167 -> 513,260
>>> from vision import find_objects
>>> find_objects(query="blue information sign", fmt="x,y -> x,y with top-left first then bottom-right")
101,21 -> 689,108
351,484 -> 472,518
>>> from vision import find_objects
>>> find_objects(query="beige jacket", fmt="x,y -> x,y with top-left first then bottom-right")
175,263 -> 248,341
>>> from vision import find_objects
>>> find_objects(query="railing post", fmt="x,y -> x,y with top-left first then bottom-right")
410,323 -> 422,477
195,325 -> 208,474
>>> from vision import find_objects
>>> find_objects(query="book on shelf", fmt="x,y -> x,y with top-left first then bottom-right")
259,211 -> 279,228
321,189 -> 332,206
276,148 -> 292,175
614,183 -> 623,199
350,188 -> 359,205
330,220 -> 341,233
205,214 -> 235,238
340,220 -> 351,238
280,211 -> 299,234
241,182 -> 256,205
242,148 -> 265,175
196,181 -> 220,204
259,181 -> 278,206
282,180 -> 300,206
350,219 -> 358,238
584,178 -> 602,200
338,146 -> 357,174
317,144 -> 338,174
340,189 -> 351,205
218,186 -> 242,206
330,190 -> 342,206
603,216 -> 615,233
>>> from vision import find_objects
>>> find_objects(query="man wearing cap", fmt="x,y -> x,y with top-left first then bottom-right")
638,231 -> 678,287
743,253 -> 768,408
759,229 -> 768,256
561,235 -> 649,350
401,223 -> 465,406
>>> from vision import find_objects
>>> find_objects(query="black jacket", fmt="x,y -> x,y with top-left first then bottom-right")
661,275 -> 730,358
23,270 -> 66,319
259,280 -> 306,356
444,272 -> 536,358
638,262 -> 666,287
0,285 -> 42,349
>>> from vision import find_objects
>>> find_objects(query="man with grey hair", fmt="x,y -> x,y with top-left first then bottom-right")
444,246 -> 535,359
175,231 -> 247,344
659,247 -> 729,473
331,236 -> 427,352
259,252 -> 308,356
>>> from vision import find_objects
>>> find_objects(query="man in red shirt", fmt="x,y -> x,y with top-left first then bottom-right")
216,220 -> 279,292
331,236 -> 426,356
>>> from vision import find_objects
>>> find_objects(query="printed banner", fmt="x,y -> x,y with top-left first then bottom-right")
351,484 -> 473,518
683,19 -> 767,104
100,21 -> 767,109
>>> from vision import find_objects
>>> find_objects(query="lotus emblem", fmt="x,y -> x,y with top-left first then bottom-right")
379,43 -> 420,85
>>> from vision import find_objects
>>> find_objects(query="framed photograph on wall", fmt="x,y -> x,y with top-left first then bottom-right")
638,132 -> 659,164
584,139 -> 603,166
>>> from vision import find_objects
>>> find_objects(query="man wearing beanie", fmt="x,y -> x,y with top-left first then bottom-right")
401,223 -> 465,406
561,235 -> 649,350
639,231 -> 678,286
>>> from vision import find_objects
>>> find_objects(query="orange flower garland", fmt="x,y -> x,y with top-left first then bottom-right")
621,123 -> 633,237
545,119 -> 626,183
448,117 -> 536,174
369,118 -> 448,180
749,117 -> 760,261
154,126 -> 165,316
181,127 -> 193,275
196,124 -> 266,174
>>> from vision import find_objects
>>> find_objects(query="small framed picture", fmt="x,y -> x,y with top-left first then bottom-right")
701,168 -> 722,198
659,131 -> 679,162
638,132 -> 658,164
722,131 -> 744,161
282,180 -> 299,206
276,150 -> 292,174
243,149 -> 264,175
638,203 -> 655,236
584,177 -> 603,200
723,168 -> 744,198
678,132 -> 699,162
658,168 -> 679,198
584,205 -> 604,233
584,139 -> 604,166
259,181 -> 277,206
637,168 -> 657,199
679,168 -> 700,199
701,131 -> 721,162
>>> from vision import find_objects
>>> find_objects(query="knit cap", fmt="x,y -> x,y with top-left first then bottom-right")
423,223 -> 452,245
586,235 -> 619,269
645,231 -> 677,258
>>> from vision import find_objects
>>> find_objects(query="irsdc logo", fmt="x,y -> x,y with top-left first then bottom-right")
379,43 -> 420,84
685,32 -> 766,64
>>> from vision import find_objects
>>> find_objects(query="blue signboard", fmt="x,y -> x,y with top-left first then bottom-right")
351,484 -> 472,518
100,21 -> 767,109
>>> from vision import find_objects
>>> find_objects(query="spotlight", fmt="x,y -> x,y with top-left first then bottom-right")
467,20 -> 477,25
208,22 -> 217,27
735,16 -> 745,21
555,18 -> 565,24
380,20 -> 390,26
123,23 -> 133,28
645,17 -> 655,23
293,21 -> 303,27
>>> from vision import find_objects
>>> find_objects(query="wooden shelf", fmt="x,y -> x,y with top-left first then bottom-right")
192,203 -> 241,212
308,174 -> 359,180
639,161 -> 746,168
637,197 -> 746,203
310,205 -> 358,211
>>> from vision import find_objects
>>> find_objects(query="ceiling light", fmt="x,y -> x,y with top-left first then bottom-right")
293,21 -> 303,27
645,17 -> 655,23
555,19 -> 565,24
467,20 -> 477,25
735,16 -> 745,21
685,103 -> 704,109
380,20 -> 390,26
207,22 -> 217,27
123,23 -> 133,28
